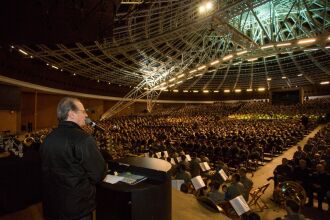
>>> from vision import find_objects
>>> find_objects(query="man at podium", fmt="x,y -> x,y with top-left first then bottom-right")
40,97 -> 106,220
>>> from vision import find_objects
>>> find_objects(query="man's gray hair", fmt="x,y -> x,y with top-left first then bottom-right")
57,97 -> 80,121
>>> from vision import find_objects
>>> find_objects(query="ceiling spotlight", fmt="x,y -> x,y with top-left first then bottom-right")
18,49 -> 28,55
203,90 -> 209,93
176,80 -> 183,84
177,74 -> 185,78
297,74 -> 303,77
183,90 -> 189,93
223,55 -> 233,61
282,76 -> 287,79
258,88 -> 265,91
206,2 -> 213,10
277,42 -> 292,47
213,90 -> 219,93
234,89 -> 241,93
199,1 -> 213,14
190,69 -> 197,73
193,90 -> 199,93
224,89 -> 230,93
199,5 -> 206,13
51,65 -> 59,70
73,73 -> 76,76
237,50 -> 247,55
261,45 -> 274,49
246,88 -> 253,92
304,48 -> 319,52
267,78 -> 272,81
264,54 -> 276,59
197,65 -> 206,70
320,81 -> 329,85
247,58 -> 258,62
169,78 -> 176,82
297,38 -> 316,44
173,89 -> 179,92
210,60 -> 219,65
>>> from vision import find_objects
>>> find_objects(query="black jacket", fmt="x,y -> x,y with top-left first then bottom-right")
40,121 -> 106,220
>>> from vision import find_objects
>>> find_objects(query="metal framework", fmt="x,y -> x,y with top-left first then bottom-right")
14,0 -> 330,118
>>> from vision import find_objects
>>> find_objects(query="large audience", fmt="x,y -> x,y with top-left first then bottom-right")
1,97 -> 330,218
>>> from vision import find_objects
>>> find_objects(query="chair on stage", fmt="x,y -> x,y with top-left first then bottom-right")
248,183 -> 270,211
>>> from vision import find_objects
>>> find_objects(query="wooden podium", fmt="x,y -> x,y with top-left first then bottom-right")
96,157 -> 172,220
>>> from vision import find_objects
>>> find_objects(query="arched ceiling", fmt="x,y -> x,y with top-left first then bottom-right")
13,0 -> 329,91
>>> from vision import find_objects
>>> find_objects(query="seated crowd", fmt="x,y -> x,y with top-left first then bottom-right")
1,98 -> 329,219
273,124 -> 330,212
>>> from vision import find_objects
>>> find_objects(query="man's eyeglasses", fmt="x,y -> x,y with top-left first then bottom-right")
76,109 -> 87,114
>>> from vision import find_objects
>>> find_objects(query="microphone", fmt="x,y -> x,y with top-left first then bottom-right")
85,118 -> 106,132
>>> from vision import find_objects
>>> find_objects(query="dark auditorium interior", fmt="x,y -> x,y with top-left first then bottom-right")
0,0 -> 330,220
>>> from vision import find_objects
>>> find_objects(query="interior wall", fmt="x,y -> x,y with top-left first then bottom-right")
21,92 -> 35,131
0,110 -> 18,134
36,93 -> 62,129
